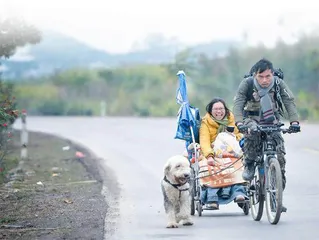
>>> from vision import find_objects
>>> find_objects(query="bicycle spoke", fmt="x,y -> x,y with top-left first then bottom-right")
249,168 -> 264,221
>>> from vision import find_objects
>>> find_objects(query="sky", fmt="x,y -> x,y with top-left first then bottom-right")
1,0 -> 319,54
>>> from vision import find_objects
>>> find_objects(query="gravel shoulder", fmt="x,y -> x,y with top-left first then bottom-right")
0,129 -> 119,240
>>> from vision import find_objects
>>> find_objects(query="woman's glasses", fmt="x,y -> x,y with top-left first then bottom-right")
212,107 -> 225,111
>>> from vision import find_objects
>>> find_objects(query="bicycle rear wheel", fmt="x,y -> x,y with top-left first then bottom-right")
249,167 -> 264,221
265,157 -> 283,224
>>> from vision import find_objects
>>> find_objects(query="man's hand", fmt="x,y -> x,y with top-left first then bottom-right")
236,122 -> 248,134
289,122 -> 301,132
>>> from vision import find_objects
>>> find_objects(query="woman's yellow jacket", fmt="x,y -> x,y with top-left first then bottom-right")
199,112 -> 242,158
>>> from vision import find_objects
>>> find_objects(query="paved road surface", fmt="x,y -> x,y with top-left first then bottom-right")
14,117 -> 319,240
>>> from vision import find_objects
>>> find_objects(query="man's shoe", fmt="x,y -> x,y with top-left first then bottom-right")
242,164 -> 255,181
281,205 -> 287,213
271,205 -> 287,213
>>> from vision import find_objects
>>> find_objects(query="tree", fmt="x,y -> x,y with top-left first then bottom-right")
0,18 -> 42,59
0,18 -> 41,166
0,17 -> 41,121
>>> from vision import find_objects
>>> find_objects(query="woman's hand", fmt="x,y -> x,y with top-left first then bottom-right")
207,156 -> 215,166
207,156 -> 223,166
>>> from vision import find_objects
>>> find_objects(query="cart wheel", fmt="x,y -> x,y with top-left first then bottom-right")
190,172 -> 196,216
190,195 -> 195,216
243,202 -> 250,215
197,202 -> 202,217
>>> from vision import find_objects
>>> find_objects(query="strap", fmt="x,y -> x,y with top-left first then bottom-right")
274,77 -> 284,113
163,176 -> 189,199
246,77 -> 254,101
244,111 -> 259,116
163,176 -> 187,189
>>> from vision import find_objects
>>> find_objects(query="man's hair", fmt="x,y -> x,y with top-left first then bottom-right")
251,58 -> 274,75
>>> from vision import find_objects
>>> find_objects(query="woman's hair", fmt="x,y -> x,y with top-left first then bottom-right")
205,97 -> 230,117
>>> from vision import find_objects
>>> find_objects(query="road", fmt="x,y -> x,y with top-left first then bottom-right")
14,117 -> 319,240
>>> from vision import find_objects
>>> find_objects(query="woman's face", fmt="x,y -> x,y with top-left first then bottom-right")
211,101 -> 226,120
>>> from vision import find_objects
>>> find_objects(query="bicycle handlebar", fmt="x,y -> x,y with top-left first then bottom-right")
249,123 -> 298,135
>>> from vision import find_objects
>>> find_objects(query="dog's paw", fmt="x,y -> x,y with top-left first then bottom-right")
166,222 -> 179,228
182,220 -> 193,226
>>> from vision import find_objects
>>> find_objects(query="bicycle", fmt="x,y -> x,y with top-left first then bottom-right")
242,122 -> 299,224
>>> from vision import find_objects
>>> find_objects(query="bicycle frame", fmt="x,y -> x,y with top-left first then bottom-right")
256,127 -> 279,195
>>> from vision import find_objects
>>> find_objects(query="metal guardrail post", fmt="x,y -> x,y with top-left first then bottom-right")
20,109 -> 28,160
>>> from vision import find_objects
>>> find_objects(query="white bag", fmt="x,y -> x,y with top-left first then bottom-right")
213,132 -> 243,158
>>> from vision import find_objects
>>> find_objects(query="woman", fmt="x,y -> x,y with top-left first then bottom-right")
199,97 -> 246,210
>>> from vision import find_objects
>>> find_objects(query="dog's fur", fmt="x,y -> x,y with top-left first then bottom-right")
161,155 -> 193,228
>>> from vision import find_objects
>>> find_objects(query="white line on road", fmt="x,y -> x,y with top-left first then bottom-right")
303,148 -> 319,154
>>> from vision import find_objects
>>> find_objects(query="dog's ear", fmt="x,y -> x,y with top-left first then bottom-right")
164,162 -> 171,176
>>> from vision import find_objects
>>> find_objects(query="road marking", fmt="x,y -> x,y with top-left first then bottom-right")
303,148 -> 319,154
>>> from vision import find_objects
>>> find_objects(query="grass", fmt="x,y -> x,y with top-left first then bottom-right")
0,155 -> 19,184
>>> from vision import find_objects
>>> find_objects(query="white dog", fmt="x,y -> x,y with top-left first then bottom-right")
161,155 -> 193,228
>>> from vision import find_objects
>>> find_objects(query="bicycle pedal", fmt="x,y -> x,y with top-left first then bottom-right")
249,185 -> 256,191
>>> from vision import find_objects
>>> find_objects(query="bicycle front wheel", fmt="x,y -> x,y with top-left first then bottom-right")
265,157 -> 283,224
249,167 -> 264,221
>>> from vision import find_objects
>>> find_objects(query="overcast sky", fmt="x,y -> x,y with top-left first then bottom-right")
1,0 -> 319,53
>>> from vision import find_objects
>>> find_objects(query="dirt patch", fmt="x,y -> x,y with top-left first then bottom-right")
0,129 -> 116,240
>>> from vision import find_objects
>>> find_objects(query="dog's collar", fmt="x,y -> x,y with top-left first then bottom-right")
163,176 -> 189,191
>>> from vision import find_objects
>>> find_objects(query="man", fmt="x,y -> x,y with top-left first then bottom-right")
233,58 -> 300,211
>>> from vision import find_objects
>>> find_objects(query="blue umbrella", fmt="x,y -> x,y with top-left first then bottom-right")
174,71 -> 200,143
